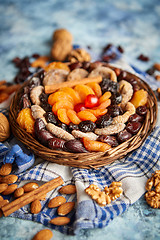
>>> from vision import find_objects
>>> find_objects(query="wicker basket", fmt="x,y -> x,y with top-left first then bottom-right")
9,67 -> 158,169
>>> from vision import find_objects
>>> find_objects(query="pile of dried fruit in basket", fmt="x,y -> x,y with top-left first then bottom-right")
16,60 -> 148,153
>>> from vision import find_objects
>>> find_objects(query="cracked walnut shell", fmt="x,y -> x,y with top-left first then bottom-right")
67,48 -> 91,63
0,113 -> 10,142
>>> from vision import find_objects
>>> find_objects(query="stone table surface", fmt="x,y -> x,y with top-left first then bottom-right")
0,0 -> 160,239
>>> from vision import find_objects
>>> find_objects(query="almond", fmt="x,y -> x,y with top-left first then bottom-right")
23,182 -> 39,192
32,229 -> 53,240
31,200 -> 41,214
154,63 -> 160,71
0,199 -> 9,208
57,202 -> 75,216
49,217 -> 70,226
14,187 -> 24,198
58,185 -> 76,194
0,163 -> 12,176
48,196 -> 66,208
0,195 -> 4,201
2,184 -> 18,195
0,183 -> 8,193
0,174 -> 18,184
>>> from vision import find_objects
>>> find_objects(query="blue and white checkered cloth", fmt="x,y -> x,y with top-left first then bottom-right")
1,50 -> 160,235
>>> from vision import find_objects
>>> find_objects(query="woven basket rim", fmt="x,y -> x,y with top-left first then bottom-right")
9,65 -> 158,169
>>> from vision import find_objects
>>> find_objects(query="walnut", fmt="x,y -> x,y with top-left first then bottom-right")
85,181 -> 123,207
145,170 -> 160,208
0,113 -> 10,142
67,48 -> 91,63
51,29 -> 73,61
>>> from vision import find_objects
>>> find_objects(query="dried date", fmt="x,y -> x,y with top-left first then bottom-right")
65,139 -> 88,153
48,137 -> 66,150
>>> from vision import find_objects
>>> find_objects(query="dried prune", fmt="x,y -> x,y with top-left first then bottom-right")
40,102 -> 52,112
117,130 -> 132,143
44,112 -> 58,125
58,122 -> 68,131
100,78 -> 118,94
78,120 -> 96,132
95,114 -> 113,128
128,113 -> 144,123
98,135 -> 118,147
34,118 -> 46,136
126,122 -> 142,134
136,105 -> 147,116
68,122 -> 79,132
126,78 -> 139,92
48,137 -> 66,150
108,105 -> 123,117
36,129 -> 54,146
65,139 -> 88,153
111,92 -> 122,105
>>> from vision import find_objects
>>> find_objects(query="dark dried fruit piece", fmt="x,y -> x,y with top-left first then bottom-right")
100,78 -> 118,94
58,122 -> 68,131
65,139 -> 88,153
35,128 -> 53,146
126,122 -> 142,134
117,130 -> 132,143
44,112 -> 58,125
34,118 -> 46,135
69,62 -> 82,71
78,120 -> 96,133
108,105 -> 123,117
136,105 -> 147,116
48,138 -> 66,150
128,113 -> 144,123
97,135 -> 118,147
19,93 -> 31,109
96,114 -> 113,128
111,92 -> 122,105
68,122 -> 79,132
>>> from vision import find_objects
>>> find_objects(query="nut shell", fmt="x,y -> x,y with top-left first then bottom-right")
0,113 -> 10,141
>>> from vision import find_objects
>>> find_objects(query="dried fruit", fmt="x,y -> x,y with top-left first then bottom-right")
95,99 -> 111,110
136,105 -> 147,116
48,137 -> 66,150
59,87 -> 81,105
0,113 -> 10,142
130,89 -> 148,108
44,112 -> 58,125
95,114 -> 112,128
77,110 -> 97,122
108,105 -> 123,118
23,182 -> 39,193
74,84 -> 95,102
83,137 -> 111,152
59,185 -> 76,194
50,217 -> 70,225
74,103 -> 86,113
98,91 -> 111,104
45,61 -> 70,72
117,129 -> 132,143
0,163 -> 12,176
72,130 -> 98,141
57,202 -> 75,216
67,68 -> 88,81
100,78 -> 118,94
84,94 -> 99,108
126,122 -> 142,134
48,196 -> 66,208
17,108 -> 35,134
35,129 -> 54,146
31,200 -> 41,214
57,109 -> 71,125
65,139 -> 88,153
98,135 -> 118,147
52,100 -> 74,115
67,48 -> 91,63
86,82 -> 102,98
78,120 -> 96,132
67,109 -> 81,125
48,91 -> 73,106
87,109 -> 108,118
32,229 -> 53,240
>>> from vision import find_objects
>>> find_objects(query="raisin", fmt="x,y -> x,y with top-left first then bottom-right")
40,102 -> 52,112
126,122 -> 142,134
100,78 -> 118,94
117,130 -> 132,143
111,92 -> 122,105
108,105 -> 123,117
95,114 -> 113,128
58,122 -> 68,131
44,112 -> 58,125
68,122 -> 79,132
39,92 -> 48,103
78,120 -> 96,133
98,135 -> 118,147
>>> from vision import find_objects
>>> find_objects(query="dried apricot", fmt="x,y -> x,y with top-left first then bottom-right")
82,137 -> 111,152
77,110 -> 97,122
57,109 -> 70,125
98,91 -> 111,104
31,56 -> 49,68
86,82 -> 102,98
45,62 -> 70,72
17,108 -> 35,134
59,87 -> 81,104
130,89 -> 148,108
67,109 -> 81,124
48,91 -> 74,105
52,100 -> 74,115
87,109 -> 108,117
94,99 -> 111,109
74,84 -> 95,102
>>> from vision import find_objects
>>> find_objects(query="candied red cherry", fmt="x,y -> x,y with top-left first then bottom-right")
117,130 -> 132,143
126,122 -> 142,134
74,103 -> 86,113
128,113 -> 144,123
98,135 -> 118,147
136,105 -> 147,116
84,94 -> 99,108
